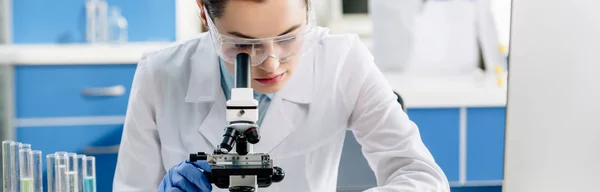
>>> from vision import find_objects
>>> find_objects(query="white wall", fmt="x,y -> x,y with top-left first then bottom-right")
175,0 -> 202,41
503,0 -> 600,191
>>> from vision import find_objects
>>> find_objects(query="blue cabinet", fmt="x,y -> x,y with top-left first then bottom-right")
407,108 -> 461,183
13,64 -> 137,192
466,107 -> 506,182
338,106 -> 506,191
14,65 -> 137,118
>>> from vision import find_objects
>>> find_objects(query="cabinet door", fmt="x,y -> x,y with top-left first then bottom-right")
15,64 -> 137,118
466,107 -> 506,181
407,108 -> 461,182
17,124 -> 123,192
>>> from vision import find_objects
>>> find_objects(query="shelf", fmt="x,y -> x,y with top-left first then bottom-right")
0,42 -> 174,65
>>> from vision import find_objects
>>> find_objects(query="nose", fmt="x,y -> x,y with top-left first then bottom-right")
258,56 -> 280,73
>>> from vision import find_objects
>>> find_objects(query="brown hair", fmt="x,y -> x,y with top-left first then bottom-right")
202,0 -> 307,18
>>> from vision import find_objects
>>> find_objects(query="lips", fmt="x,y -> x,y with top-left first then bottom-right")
254,73 -> 285,85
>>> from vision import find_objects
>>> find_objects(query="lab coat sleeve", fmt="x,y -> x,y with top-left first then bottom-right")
476,0 -> 508,72
342,36 -> 450,192
113,54 -> 165,192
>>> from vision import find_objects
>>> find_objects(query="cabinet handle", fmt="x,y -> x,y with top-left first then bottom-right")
83,145 -> 120,155
81,85 -> 126,97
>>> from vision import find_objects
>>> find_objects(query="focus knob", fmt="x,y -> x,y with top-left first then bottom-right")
272,166 -> 285,183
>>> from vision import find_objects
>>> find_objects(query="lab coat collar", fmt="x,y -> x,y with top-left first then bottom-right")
184,33 -> 220,103
277,47 -> 316,104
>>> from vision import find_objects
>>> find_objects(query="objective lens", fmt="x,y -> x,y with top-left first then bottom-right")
245,127 -> 260,144
219,127 -> 237,153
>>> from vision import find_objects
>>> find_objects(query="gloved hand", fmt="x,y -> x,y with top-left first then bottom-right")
158,160 -> 212,192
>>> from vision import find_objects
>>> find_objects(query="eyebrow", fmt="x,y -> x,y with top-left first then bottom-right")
228,24 -> 302,39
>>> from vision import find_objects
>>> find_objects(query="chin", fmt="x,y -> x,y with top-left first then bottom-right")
252,81 -> 286,94
253,85 -> 283,94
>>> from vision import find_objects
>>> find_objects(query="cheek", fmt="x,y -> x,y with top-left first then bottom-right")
282,59 -> 301,74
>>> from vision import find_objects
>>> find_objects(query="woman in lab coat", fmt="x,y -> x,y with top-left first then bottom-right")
113,0 -> 450,191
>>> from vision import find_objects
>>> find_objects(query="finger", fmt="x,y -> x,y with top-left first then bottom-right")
170,186 -> 185,192
177,162 -> 212,189
173,171 -> 201,192
158,169 -> 175,191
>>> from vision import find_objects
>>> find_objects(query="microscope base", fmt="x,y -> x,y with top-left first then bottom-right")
229,186 -> 256,192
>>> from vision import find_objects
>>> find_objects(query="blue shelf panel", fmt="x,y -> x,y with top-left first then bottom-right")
466,107 -> 506,181
12,0 -> 175,43
407,108 -> 461,182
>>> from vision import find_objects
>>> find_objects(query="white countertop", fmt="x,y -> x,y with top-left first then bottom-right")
0,43 -> 507,108
0,42 -> 173,65
385,71 -> 508,108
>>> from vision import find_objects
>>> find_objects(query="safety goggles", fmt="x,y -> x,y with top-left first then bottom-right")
203,1 -> 318,66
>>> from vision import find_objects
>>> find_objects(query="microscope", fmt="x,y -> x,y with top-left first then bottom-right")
190,53 -> 285,192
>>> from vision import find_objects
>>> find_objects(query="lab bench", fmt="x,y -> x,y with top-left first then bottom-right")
0,44 -> 507,192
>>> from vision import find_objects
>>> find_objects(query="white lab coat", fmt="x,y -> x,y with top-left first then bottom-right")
113,27 -> 450,192
369,0 -> 424,71
408,0 -> 506,75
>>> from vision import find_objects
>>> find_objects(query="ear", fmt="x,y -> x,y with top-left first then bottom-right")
197,0 -> 208,28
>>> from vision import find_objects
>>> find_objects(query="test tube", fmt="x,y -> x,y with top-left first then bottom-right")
46,154 -> 56,192
2,140 -> 14,192
19,148 -> 33,192
55,152 -> 69,192
31,151 -> 42,192
10,142 -> 21,192
66,153 -> 79,192
81,156 -> 95,192
20,144 -> 31,151
76,155 -> 86,192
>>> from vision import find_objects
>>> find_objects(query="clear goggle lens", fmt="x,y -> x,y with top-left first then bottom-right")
203,3 -> 318,66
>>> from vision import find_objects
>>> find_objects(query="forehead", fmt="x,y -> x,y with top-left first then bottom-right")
213,0 -> 306,38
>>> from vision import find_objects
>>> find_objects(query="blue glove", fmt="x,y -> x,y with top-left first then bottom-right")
158,160 -> 212,192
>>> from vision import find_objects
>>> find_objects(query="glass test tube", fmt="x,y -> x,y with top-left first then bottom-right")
31,151 -> 42,192
10,142 -> 21,192
54,152 -> 69,192
20,144 -> 31,151
76,155 -> 86,192
19,148 -> 33,192
66,153 -> 78,192
2,140 -> 14,192
82,156 -> 95,192
46,154 -> 56,192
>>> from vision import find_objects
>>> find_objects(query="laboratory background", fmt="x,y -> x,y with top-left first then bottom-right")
0,0 -> 518,191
